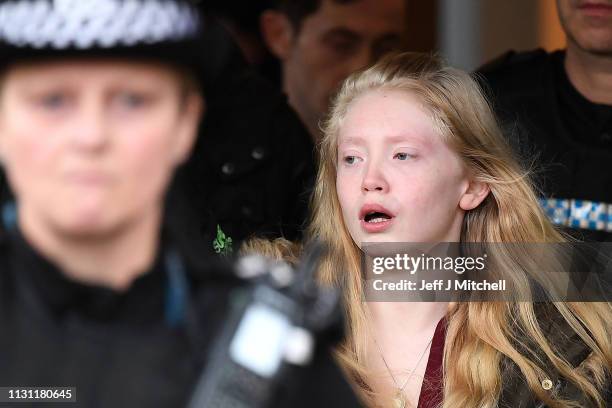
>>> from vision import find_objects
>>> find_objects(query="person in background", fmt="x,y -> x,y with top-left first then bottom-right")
178,14 -> 315,248
260,0 -> 407,140
479,0 -> 612,241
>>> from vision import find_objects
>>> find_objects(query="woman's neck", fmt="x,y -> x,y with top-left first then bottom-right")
365,301 -> 448,407
19,207 -> 162,291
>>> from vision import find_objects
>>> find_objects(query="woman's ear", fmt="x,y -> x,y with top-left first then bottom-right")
459,179 -> 490,211
260,10 -> 294,60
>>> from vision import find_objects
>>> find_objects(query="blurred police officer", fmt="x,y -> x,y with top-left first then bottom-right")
0,1 -> 357,407
0,1 -> 226,406
479,0 -> 612,241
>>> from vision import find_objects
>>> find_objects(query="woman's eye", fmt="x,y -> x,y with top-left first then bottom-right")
343,155 -> 361,165
394,152 -> 411,161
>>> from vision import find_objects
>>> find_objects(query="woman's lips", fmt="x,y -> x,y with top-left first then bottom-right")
359,203 -> 395,233
360,217 -> 394,233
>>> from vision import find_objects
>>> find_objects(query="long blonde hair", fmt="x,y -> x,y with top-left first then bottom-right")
309,52 -> 611,407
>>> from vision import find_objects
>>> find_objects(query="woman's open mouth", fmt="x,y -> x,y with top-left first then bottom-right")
359,205 -> 395,233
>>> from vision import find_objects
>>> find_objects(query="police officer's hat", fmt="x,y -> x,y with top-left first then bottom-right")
0,0 -> 205,77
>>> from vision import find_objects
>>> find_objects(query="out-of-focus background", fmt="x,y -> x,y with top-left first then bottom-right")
436,0 -> 565,70
399,0 -> 566,70
205,0 -> 566,71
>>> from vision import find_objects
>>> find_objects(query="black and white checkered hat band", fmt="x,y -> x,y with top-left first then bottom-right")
0,0 -> 200,49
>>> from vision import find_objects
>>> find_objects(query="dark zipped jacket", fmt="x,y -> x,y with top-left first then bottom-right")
174,17 -> 315,247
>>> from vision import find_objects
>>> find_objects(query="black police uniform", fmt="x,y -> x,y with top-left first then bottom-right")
0,225 -> 238,407
479,50 -> 612,241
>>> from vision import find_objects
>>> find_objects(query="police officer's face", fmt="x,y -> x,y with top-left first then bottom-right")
268,0 -> 405,138
0,59 -> 202,238
557,0 -> 612,55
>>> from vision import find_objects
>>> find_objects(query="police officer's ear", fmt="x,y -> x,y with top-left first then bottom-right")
171,93 -> 205,166
260,10 -> 294,60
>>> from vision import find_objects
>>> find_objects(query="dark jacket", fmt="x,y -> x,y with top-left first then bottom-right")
498,303 -> 610,407
174,17 -> 315,250
478,49 -> 612,242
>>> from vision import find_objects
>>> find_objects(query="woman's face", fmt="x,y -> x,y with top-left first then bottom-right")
0,59 -> 202,238
336,89 -> 485,246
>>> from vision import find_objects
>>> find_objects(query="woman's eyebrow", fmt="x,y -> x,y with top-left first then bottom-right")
339,131 -> 435,147
338,136 -> 366,147
385,133 -> 432,148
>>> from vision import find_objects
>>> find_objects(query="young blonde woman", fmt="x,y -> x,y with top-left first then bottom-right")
244,52 -> 611,408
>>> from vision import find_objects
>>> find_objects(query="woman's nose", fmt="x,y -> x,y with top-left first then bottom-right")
361,165 -> 389,193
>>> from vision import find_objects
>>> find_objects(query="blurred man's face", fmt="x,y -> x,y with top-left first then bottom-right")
557,0 -> 612,55
276,0 -> 405,138
0,60 -> 201,239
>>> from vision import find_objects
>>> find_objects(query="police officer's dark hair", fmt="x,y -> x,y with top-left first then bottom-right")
276,0 -> 359,33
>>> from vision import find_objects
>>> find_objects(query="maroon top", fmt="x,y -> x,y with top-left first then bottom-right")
417,318 -> 447,408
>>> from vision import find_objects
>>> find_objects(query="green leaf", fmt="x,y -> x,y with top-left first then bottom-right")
213,224 -> 233,255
